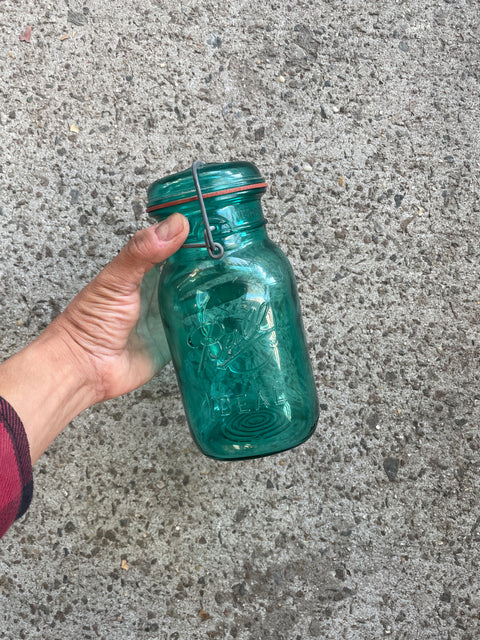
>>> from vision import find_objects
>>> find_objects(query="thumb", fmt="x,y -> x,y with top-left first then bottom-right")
99,213 -> 189,294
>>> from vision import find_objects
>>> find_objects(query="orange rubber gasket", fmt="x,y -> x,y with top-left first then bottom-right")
146,182 -> 268,213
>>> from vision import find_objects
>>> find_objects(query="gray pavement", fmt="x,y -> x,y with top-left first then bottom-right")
1,0 -> 479,638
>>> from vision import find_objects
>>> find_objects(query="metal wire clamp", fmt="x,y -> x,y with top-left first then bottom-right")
182,160 -> 224,260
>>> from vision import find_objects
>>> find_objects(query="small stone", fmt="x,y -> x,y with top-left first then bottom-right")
400,216 -> 415,233
207,34 -> 222,49
234,507 -> 248,522
394,194 -> 404,207
19,25 -> 32,43
69,189 -> 79,204
444,155 -> 455,163
132,201 -> 144,220
70,124 -> 79,134
64,521 -> 75,533
68,10 -> 86,26
398,40 -> 409,52
303,163 -> 313,172
366,413 -> 379,428
254,126 -> 265,141
278,75 -> 286,83
309,619 -> 322,636
232,581 -> 247,596
383,457 -> 400,481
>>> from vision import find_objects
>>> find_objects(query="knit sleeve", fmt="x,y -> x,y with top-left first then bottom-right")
0,397 -> 33,539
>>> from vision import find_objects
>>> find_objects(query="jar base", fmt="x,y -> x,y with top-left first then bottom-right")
194,417 -> 319,461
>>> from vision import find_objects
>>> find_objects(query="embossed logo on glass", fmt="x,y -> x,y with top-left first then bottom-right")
187,295 -> 279,374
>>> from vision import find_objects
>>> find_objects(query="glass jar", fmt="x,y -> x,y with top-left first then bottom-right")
147,161 -> 319,460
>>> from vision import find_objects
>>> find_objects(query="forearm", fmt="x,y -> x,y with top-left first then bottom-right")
0,322 -> 97,465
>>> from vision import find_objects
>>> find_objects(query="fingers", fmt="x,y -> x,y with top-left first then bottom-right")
99,213 -> 189,293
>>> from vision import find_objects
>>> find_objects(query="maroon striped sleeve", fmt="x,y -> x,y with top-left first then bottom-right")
0,397 -> 33,539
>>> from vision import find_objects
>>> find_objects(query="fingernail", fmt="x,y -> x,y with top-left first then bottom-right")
155,214 -> 185,241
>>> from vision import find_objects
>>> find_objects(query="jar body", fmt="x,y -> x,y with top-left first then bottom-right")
159,224 -> 319,460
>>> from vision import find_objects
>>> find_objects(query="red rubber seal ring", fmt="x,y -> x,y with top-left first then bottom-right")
146,182 -> 268,213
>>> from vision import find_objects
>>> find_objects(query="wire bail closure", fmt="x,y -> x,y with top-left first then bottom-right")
182,160 -> 224,260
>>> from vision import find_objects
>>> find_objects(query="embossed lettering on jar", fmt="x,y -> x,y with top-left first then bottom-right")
147,161 -> 319,460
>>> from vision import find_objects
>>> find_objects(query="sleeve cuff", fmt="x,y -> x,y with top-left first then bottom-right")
0,397 -> 33,521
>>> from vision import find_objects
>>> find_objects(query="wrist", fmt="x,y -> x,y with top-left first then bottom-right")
0,323 -> 98,464
47,317 -> 101,404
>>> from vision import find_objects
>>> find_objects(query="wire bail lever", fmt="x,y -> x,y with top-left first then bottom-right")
182,160 -> 224,260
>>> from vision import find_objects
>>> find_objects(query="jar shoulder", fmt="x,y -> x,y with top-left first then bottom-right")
160,238 -> 295,295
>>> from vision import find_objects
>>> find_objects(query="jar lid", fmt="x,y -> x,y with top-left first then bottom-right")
146,161 -> 267,214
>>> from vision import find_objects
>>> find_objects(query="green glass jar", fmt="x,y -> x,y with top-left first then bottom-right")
147,161 -> 318,460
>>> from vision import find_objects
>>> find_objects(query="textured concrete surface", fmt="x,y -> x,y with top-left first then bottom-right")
1,0 -> 479,638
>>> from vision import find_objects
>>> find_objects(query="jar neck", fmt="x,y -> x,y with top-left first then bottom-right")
169,225 -> 268,264
152,192 -> 266,248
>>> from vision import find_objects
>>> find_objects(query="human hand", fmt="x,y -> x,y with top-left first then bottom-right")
55,213 -> 189,403
0,213 -> 189,463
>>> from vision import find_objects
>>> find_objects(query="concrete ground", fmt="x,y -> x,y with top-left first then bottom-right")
1,0 -> 479,638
